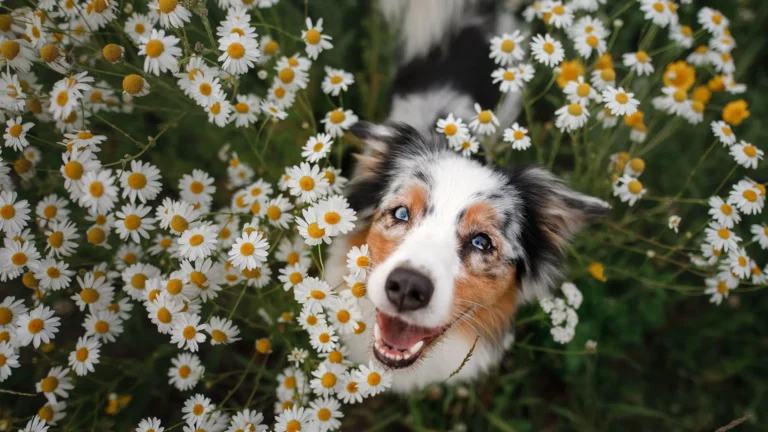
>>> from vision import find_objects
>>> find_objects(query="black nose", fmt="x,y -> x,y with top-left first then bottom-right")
385,267 -> 434,312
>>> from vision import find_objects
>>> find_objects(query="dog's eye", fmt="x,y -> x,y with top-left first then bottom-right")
393,206 -> 409,222
471,233 -> 492,251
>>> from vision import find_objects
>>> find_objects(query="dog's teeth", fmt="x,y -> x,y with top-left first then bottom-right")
395,354 -> 403,361
374,323 -> 381,341
374,340 -> 380,350
403,352 -> 412,360
410,340 -> 424,354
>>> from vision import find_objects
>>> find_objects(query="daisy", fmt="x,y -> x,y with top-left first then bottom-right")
623,51 -> 654,76
0,191 -> 30,235
35,195 -> 70,228
730,141 -> 763,169
160,199 -> 201,235
171,313 -> 207,352
491,67 -> 527,93
122,263 -> 161,300
329,297 -> 362,335
19,416 -> 49,432
150,0 -> 191,28
503,123 -> 531,150
124,13 -> 153,45
298,304 -> 327,332
489,30 -> 525,66
355,361 -> 392,397
34,259 -> 74,292
346,244 -> 371,277
79,169 -> 119,213
297,208 -> 333,245
704,222 -> 741,253
265,195 -> 295,229
612,174 -> 646,206
301,133 -> 333,163
344,273 -> 368,298
711,120 -> 737,146
321,108 -> 358,138
324,167 -> 348,195
61,148 -> 101,196
71,272 -> 113,313
205,316 -> 241,345
752,264 -> 768,285
698,7 -> 729,35
710,52 -> 735,75
728,180 -> 764,215
179,169 -> 215,206
308,397 -> 343,432
751,224 -> 768,250
590,67 -> 616,91
241,264 -> 272,288
168,353 -> 205,391
3,116 -> 32,151
286,162 -> 330,203
0,341 -> 19,382
228,230 -> 269,270
146,291 -> 183,334
68,336 -> 101,376
302,17 -> 333,59
315,195 -> 357,236
274,406 -> 312,432
640,0 -> 675,27
708,196 -> 741,228
728,248 -> 751,279
0,296 -> 27,331
0,38 -> 34,72
259,100 -> 288,120
295,277 -> 336,312
228,409 -> 267,432
115,244 -> 143,271
136,418 -> 164,432
16,305 -> 59,348
277,264 -> 307,292
602,86 -> 639,116
115,203 -> 155,243
230,93 -> 260,127
218,33 -> 260,74
564,76 -> 598,105
206,95 -> 233,127
178,223 -> 218,261
322,67 -> 354,96
667,215 -> 681,233
530,33 -> 565,67
0,240 -> 41,282
545,1 -> 574,28
337,371 -> 364,404
704,276 -> 735,305
555,102 -> 589,132
310,362 -> 344,396
468,103 -> 500,136
670,24 -> 694,48
182,393 -> 213,427
83,310 -> 123,343
276,236 -> 311,267
189,71 -> 223,108
436,113 -> 470,148
139,29 -> 181,75
181,258 -> 224,301
36,366 -> 73,404
287,347 -> 309,368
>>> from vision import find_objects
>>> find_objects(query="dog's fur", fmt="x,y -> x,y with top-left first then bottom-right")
325,0 -> 608,392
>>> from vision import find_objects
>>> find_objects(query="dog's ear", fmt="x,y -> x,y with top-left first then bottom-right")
348,121 -> 397,181
509,166 -> 610,302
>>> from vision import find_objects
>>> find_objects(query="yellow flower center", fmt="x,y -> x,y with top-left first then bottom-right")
331,75 -> 343,84
145,40 -> 164,58
0,308 -> 11,325
305,29 -> 321,45
28,318 -> 44,333
627,180 -> 643,195
738,256 -> 747,267
576,83 -> 591,98
720,203 -> 733,216
718,228 -> 730,239
131,273 -> 147,290
567,104 -> 583,116
317,408 -> 332,421
235,102 -> 249,113
227,42 -> 245,59
287,252 -> 299,265
211,329 -> 227,343
170,215 -> 189,233
48,232 -> 64,249
307,223 -> 325,239
210,102 -> 221,115
717,280 -> 728,294
81,288 -> 99,304
284,376 -> 296,389
513,130 -> 525,140
615,93 -> 628,104
38,405 -> 53,422
329,109 -> 345,124
178,365 -> 191,378
673,90 -> 687,103
43,205 -> 57,219
310,290 -> 326,300
94,320 -> 109,334
478,111 -> 492,124
89,181 -> 104,197
324,211 -> 341,225
264,40 -> 279,55
192,404 -> 204,416
198,83 -> 211,96
601,68 -> 616,81
63,160 -> 85,180
352,282 -> 366,297
188,234 -> 204,246
267,205 -> 281,220
47,267 -> 60,279
336,310 -> 350,323
279,68 -> 295,84
542,42 -> 555,54
239,242 -> 255,256
76,347 -> 89,362
743,190 -> 758,202
40,376 -> 59,393
190,271 -> 207,288
443,123 -> 457,136
8,124 -> 23,138
0,40 -> 20,60
306,315 -> 317,326
255,338 -> 271,354
183,325 -> 196,340
135,23 -> 145,34
346,381 -> 358,393
354,321 -> 366,334
124,253 -> 137,264
299,176 -> 315,191
500,39 -> 515,53
122,74 -> 144,95
0,205 -> 14,219
635,51 -> 649,63
321,372 -> 336,388
123,214 -> 141,230
286,420 -> 301,432
586,35 -> 599,48
743,145 -> 757,158
367,372 -> 381,386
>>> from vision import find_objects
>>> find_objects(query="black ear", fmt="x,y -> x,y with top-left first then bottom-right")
509,166 -> 610,302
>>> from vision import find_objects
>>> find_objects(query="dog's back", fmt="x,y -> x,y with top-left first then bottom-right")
381,0 -> 523,134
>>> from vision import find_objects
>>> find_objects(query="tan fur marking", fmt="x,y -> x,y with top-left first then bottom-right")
454,269 -> 518,340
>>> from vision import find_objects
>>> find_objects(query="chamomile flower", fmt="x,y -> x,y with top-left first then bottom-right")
265,195 -> 295,229
0,296 -> 27,331
545,1 -> 574,28
436,114 -> 470,148
286,162 -> 330,203
705,221 -> 741,253
169,353 -> 205,391
136,418 -> 164,432
301,133 -> 333,162
0,38 -> 34,72
218,33 -> 260,74
708,196 -> 740,228
277,263 -> 308,291
122,263 -> 161,300
337,371 -> 364,404
189,71 -> 223,107
751,224 -> 768,250
295,277 -> 336,312
124,13 -> 153,45
179,170 -> 215,206
19,415 -> 49,432
590,67 -> 616,91
355,361 -> 392,396
308,397 -> 343,432
297,207 -> 332,245
0,191 -> 29,235
730,141 -> 763,169
228,230 -> 269,270
302,17 -> 333,59
4,116 -> 32,151
489,31 -> 525,65
698,7 -> 729,35
728,180 -> 764,215
668,215 -> 681,233
230,93 -> 260,127
346,244 -> 371,277
115,203 -> 155,243
324,167 -> 347,195
310,361 -> 344,396
727,248 -> 751,279
704,276 -> 735,305
530,34 -> 565,67
35,195 -> 70,228
205,316 -> 240,345
181,258 -> 224,301
259,100 -> 288,120
274,406 -> 312,432
298,304 -> 327,331
17,305 -> 60,348
491,66 -> 526,93
0,341 -> 19,382
71,272 -> 113,312
623,51 -> 654,76
601,86 -> 639,116
0,240 -> 41,281
276,236 -> 311,266
68,336 -> 101,376
555,102 -> 589,132
79,169 -> 119,213
670,24 -> 694,48
287,347 -> 309,367
503,123 -> 531,150
321,67 -> 354,96
639,0 -> 676,27
469,103 -> 500,135
564,76 -> 598,105
146,291 -> 183,334
178,223 -> 218,261
171,313 -> 206,352
612,174 -> 646,206
315,195 -> 357,236
83,309 -> 123,343
36,366 -> 73,404
328,297 -> 362,335
150,0 -> 191,28
228,409 -> 267,432
159,199 -> 201,235
206,96 -> 233,127
182,394 -> 213,427
34,259 -> 73,291
139,29 -> 181,75
241,263 -> 271,288
321,108 -> 357,138
711,120 -> 737,146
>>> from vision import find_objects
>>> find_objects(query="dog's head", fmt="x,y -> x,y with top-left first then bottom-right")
346,121 -> 609,369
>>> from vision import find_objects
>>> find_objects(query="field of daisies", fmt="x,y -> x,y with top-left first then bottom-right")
1,0 -> 767,430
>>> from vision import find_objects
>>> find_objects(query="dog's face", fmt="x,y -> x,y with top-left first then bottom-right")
346,122 -> 608,369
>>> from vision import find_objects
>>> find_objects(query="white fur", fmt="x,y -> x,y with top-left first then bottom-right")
388,87 -> 476,134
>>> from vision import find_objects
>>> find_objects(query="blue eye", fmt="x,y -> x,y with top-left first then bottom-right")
393,206 -> 409,221
471,233 -> 492,251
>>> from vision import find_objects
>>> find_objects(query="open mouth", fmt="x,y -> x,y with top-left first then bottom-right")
372,310 -> 448,369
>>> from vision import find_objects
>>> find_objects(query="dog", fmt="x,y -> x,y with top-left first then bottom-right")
325,0 -> 609,392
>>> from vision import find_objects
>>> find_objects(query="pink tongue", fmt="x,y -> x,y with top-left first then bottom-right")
377,312 -> 438,350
